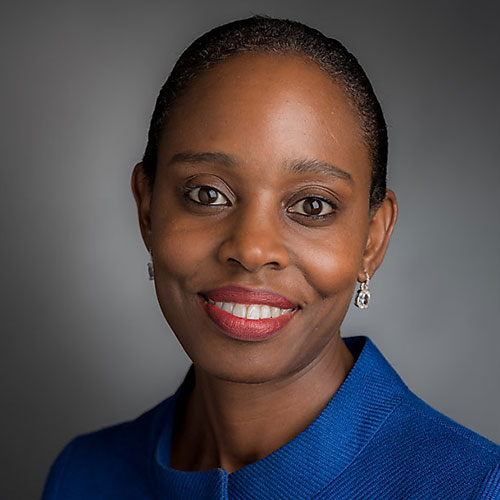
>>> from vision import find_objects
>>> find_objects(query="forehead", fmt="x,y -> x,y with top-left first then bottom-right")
159,52 -> 370,184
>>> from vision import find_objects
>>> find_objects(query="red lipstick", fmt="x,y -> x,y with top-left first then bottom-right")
203,286 -> 298,309
199,286 -> 299,341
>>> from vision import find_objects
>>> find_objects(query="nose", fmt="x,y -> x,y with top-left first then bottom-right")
217,199 -> 290,272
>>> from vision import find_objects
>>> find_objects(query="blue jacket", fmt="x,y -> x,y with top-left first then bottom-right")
42,336 -> 500,499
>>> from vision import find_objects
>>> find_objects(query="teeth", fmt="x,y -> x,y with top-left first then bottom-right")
232,304 -> 247,318
271,307 -> 282,318
206,297 -> 295,320
246,304 -> 259,319
260,305 -> 272,319
221,302 -> 234,314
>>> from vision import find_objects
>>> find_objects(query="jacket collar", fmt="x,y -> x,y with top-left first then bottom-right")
151,336 -> 408,500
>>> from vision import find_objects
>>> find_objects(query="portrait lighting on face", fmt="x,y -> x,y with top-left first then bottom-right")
132,49 -> 397,387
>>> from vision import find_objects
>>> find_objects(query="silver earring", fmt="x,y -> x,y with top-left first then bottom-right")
147,251 -> 154,281
354,271 -> 371,309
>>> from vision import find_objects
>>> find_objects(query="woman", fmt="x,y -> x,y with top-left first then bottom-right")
42,15 -> 500,499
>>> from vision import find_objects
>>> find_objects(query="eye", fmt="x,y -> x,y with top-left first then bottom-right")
184,185 -> 230,206
287,196 -> 336,218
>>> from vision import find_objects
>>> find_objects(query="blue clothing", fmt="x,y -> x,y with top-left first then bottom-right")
42,336 -> 500,499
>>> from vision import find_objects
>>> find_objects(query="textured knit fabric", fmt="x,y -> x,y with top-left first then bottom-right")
42,336 -> 500,499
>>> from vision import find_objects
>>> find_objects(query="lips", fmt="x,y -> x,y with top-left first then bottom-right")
201,285 -> 298,309
198,285 -> 300,341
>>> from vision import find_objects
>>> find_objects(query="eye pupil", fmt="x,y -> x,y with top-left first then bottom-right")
199,187 -> 219,204
304,198 -> 322,215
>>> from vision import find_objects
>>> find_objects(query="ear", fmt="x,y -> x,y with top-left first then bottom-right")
131,162 -> 153,252
358,189 -> 398,281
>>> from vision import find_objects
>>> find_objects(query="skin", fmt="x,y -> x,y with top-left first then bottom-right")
131,52 -> 397,474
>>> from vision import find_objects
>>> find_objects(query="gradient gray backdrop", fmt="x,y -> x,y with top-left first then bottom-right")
2,1 -> 499,498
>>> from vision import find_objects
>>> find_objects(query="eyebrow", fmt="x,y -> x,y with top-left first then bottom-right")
285,157 -> 353,183
167,151 -> 353,183
168,151 -> 237,169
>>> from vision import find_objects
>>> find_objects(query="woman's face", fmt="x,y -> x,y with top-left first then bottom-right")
133,53 -> 396,383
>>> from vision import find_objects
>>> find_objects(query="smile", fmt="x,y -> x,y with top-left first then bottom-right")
205,297 -> 296,320
199,294 -> 299,341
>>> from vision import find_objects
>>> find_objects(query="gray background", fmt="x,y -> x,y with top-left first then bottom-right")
1,1 -> 499,498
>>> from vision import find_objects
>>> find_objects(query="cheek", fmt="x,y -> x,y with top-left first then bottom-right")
152,212 -> 214,285
295,220 -> 368,301
149,209 -> 215,340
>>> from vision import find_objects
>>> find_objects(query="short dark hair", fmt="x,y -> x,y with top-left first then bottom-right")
142,15 -> 387,210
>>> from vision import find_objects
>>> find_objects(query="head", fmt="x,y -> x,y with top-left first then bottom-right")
132,16 -> 397,383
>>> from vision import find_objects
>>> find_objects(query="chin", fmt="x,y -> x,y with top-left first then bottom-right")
191,344 -> 315,385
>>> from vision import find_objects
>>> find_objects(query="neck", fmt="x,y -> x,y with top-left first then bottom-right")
170,334 -> 355,474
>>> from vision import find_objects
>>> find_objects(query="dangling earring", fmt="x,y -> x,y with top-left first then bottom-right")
354,271 -> 371,309
147,250 -> 154,281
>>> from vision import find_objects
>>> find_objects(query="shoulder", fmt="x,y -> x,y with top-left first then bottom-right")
41,396 -> 173,500
327,335 -> 500,498
349,388 -> 500,499
396,390 -> 500,463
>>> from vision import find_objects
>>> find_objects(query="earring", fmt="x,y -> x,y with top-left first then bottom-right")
354,271 -> 371,309
147,251 -> 154,281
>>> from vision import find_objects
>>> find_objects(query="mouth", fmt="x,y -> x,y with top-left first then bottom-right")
200,294 -> 298,319
198,294 -> 300,341
201,285 -> 299,309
